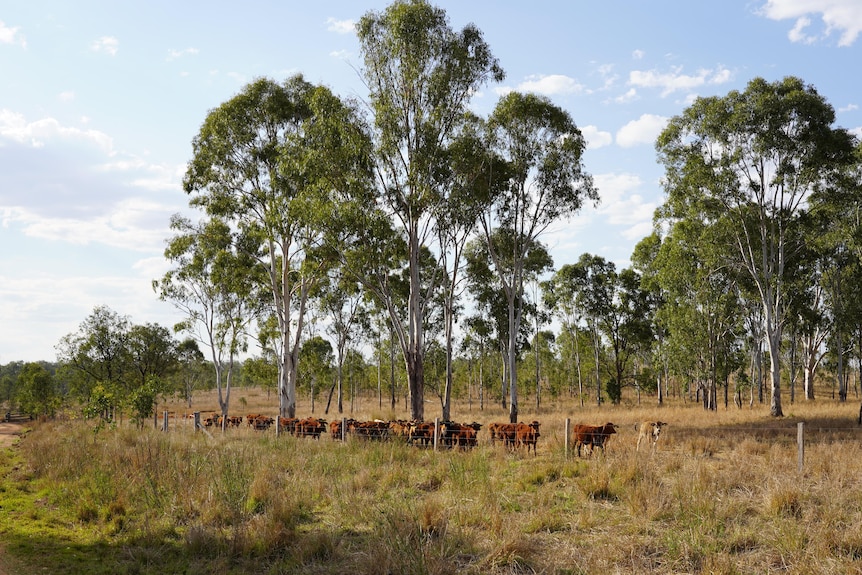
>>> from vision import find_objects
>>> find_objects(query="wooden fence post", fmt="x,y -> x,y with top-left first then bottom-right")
162,411 -> 169,432
434,417 -> 439,451
342,417 -> 347,441
193,412 -> 200,432
797,421 -> 804,473
565,418 -> 571,459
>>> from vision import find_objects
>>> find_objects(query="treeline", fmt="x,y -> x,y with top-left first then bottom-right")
8,2 -> 862,424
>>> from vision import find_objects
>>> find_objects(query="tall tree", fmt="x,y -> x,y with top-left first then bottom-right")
154,216 -> 258,425
482,91 -> 597,422
657,76 -> 856,416
356,0 -> 504,421
182,75 -> 371,418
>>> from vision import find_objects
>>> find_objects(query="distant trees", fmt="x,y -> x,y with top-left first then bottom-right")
55,305 -> 180,422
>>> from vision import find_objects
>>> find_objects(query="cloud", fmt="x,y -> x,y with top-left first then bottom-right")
616,114 -> 668,148
166,47 -> 199,61
0,110 -> 185,250
580,125 -> 613,149
326,17 -> 355,34
329,49 -> 351,60
0,20 -> 26,47
58,91 -> 75,102
839,103 -> 858,113
850,126 -> 862,139
632,49 -> 645,60
517,74 -> 585,96
760,0 -> 862,46
629,66 -> 733,96
91,36 -> 119,56
614,88 -> 638,104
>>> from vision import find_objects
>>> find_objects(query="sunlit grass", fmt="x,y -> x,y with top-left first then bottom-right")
1,388 -> 861,573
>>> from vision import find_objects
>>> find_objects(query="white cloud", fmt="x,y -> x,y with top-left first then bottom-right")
166,47 -> 199,61
517,74 -> 585,96
0,110 -> 185,250
58,91 -> 75,102
850,126 -> 862,139
614,88 -> 638,104
0,109 -> 114,153
326,17 -> 355,34
632,49 -> 645,60
0,20 -> 26,47
629,66 -> 733,97
594,173 -> 657,229
760,0 -> 862,46
788,16 -> 817,44
839,103 -> 858,113
616,114 -> 668,148
91,36 -> 119,56
580,125 -> 613,149
329,49 -> 350,59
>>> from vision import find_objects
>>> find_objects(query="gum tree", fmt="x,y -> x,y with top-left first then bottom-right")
482,92 -> 596,422
356,0 -> 504,421
657,76 -> 856,416
182,75 -> 371,418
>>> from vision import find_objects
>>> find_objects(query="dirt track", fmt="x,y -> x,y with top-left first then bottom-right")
0,421 -> 24,448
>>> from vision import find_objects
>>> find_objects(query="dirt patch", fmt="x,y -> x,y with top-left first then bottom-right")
0,421 -> 25,449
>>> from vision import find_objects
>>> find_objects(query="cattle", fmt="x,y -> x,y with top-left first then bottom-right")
439,421 -> 481,449
295,417 -> 327,439
278,417 -> 299,434
349,420 -> 390,441
388,420 -> 414,441
515,421 -> 541,454
572,422 -> 618,457
636,421 -> 667,452
408,421 -> 439,446
489,422 -> 519,449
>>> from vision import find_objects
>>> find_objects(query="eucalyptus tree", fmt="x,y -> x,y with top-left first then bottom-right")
465,230 -> 550,411
482,91 -> 596,421
182,75 -> 372,418
556,254 -> 613,406
56,305 -> 132,420
154,216 -> 260,424
317,267 -> 370,414
657,76 -> 857,416
356,0 -> 504,421
544,266 -> 587,404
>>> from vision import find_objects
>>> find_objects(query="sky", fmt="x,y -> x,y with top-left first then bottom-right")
1,0 -> 861,363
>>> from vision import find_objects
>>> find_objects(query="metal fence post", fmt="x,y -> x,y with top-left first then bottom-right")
797,421 -> 804,473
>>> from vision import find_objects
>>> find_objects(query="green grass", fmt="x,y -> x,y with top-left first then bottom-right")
2,398 -> 862,574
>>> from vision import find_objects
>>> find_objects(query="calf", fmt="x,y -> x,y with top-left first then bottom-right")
636,421 -> 667,452
572,422 -> 617,457
515,421 -> 541,454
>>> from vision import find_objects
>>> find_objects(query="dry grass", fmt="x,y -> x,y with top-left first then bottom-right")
2,388 -> 862,574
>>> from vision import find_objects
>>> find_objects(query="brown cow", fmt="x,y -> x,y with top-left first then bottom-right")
572,422 -> 617,457
440,421 -> 481,449
408,421 -> 439,446
636,421 -> 667,452
295,417 -> 327,439
489,422 -> 519,449
515,421 -> 541,454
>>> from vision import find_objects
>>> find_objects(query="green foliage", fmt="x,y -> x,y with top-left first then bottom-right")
15,362 -> 61,418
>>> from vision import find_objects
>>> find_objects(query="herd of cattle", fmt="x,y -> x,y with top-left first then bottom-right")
199,412 -> 668,455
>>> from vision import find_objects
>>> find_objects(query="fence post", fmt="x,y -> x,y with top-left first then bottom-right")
797,421 -> 804,473
342,417 -> 347,441
162,411 -> 169,432
565,418 -> 570,459
193,412 -> 200,432
434,417 -> 439,451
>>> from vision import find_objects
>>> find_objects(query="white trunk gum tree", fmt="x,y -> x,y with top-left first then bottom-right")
356,0 -> 504,422
658,76 -> 856,416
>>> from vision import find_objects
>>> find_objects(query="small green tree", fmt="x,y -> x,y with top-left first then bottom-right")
16,362 -> 60,419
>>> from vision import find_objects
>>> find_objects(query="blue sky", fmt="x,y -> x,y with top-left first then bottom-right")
1,0 -> 861,362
